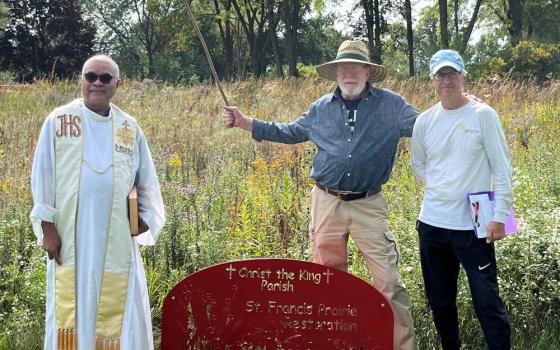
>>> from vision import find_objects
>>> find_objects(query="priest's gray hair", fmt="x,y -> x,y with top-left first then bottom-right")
82,55 -> 120,79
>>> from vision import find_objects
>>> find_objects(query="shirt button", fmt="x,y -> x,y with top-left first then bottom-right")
348,154 -> 352,158
365,97 -> 368,100
347,139 -> 351,142
345,123 -> 348,125
347,173 -> 351,176
342,106 -> 345,109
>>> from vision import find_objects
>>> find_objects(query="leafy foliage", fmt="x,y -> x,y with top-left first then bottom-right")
508,41 -> 560,82
0,0 -> 95,82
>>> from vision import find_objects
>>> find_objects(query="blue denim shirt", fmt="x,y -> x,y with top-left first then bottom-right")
252,85 -> 419,192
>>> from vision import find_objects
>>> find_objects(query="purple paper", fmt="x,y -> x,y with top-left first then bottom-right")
505,207 -> 518,235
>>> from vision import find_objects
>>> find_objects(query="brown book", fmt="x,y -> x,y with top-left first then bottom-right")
128,186 -> 139,236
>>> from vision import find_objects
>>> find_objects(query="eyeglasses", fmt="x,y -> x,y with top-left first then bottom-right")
83,72 -> 114,84
433,71 -> 460,81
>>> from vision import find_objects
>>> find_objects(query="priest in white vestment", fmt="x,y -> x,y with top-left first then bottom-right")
30,55 -> 165,350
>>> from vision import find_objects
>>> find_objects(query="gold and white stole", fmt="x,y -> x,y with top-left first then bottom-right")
53,99 -> 136,350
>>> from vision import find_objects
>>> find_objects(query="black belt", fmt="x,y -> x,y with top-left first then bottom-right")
315,183 -> 381,201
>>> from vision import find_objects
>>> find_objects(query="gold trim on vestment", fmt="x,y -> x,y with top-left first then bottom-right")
55,256 -> 77,330
95,337 -> 120,350
56,329 -> 76,350
95,272 -> 129,337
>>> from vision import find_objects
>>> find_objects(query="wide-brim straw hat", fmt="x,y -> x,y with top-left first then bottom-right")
316,40 -> 387,83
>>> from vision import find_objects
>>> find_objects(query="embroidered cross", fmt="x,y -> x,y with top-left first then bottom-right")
116,121 -> 135,147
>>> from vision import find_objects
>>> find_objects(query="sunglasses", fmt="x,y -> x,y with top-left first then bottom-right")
83,72 -> 114,84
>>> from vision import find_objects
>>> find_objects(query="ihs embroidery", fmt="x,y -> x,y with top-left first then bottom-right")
56,115 -> 82,138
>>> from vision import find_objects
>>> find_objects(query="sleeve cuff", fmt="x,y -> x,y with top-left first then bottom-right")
492,210 -> 508,224
136,210 -> 165,246
251,119 -> 265,141
30,203 -> 58,223
134,229 -> 156,246
30,204 -> 59,244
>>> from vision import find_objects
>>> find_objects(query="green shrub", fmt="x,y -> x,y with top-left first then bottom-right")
508,41 -> 560,82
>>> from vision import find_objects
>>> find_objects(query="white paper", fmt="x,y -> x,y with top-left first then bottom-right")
467,192 -> 494,238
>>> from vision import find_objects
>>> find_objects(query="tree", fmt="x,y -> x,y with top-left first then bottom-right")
508,0 -> 523,45
85,0 -> 182,78
359,0 -> 384,63
458,0 -> 482,53
231,0 -> 270,77
267,0 -> 284,77
484,0 -> 560,46
403,0 -> 414,76
0,0 -> 95,81
282,0 -> 304,76
298,14 -> 344,66
213,0 -> 235,81
413,5 -> 439,74
438,0 -> 449,48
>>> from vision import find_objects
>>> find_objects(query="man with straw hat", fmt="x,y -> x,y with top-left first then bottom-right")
223,40 -> 418,349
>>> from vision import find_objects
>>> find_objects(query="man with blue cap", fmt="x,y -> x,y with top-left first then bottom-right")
411,49 -> 513,349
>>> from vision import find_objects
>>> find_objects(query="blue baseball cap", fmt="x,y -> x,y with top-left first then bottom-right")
429,49 -> 466,76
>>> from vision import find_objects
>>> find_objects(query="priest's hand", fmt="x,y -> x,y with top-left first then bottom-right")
42,221 -> 62,265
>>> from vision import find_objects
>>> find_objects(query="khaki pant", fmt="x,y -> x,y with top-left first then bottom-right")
310,186 -> 417,350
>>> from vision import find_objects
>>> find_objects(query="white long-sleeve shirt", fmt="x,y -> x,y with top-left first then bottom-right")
411,99 -> 513,230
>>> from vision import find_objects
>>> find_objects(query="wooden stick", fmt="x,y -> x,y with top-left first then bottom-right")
185,0 -> 230,106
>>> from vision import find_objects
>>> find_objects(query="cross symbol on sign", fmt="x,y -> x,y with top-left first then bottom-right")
226,264 -> 237,279
323,269 -> 333,284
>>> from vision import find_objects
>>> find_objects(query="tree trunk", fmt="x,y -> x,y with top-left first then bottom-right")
236,18 -> 243,79
213,0 -> 234,81
454,0 -> 459,38
266,0 -> 283,77
508,0 -> 523,46
373,0 -> 382,63
439,0 -> 449,48
460,0 -> 483,54
283,0 -> 300,77
361,0 -> 375,62
404,0 -> 415,76
231,0 -> 259,77
225,17 -> 233,81
255,1 -> 269,77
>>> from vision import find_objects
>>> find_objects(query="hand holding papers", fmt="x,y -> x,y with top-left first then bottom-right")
467,191 -> 518,239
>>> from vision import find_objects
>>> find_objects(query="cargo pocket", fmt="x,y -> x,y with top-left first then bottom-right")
384,231 -> 400,266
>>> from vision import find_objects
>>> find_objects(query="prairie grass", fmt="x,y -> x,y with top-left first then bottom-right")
0,77 -> 559,349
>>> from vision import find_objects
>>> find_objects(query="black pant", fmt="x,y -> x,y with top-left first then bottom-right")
416,221 -> 510,350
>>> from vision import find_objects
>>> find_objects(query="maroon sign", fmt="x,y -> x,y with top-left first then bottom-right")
161,259 -> 393,350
